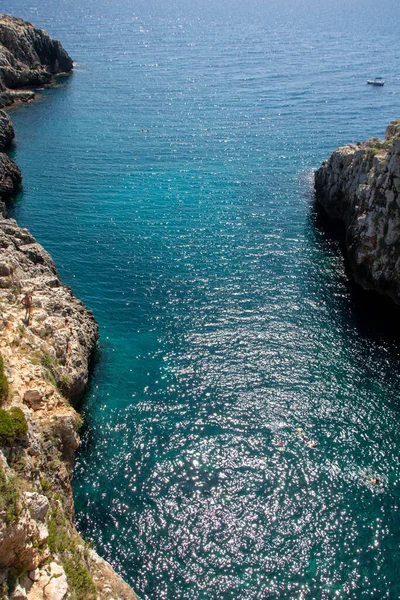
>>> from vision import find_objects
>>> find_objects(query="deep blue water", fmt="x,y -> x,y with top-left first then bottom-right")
3,0 -> 400,597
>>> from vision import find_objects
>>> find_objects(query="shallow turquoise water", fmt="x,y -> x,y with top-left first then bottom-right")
4,0 -> 400,597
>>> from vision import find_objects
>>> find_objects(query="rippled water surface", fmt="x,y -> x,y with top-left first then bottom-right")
4,0 -> 400,597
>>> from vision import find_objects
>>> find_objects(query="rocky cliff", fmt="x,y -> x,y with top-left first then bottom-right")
0,110 -> 21,204
0,15 -> 139,600
315,120 -> 400,304
0,245 -> 139,600
0,14 -> 73,109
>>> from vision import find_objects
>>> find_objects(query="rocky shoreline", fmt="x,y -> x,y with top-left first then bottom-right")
0,14 -> 138,600
315,120 -> 400,304
0,14 -> 73,109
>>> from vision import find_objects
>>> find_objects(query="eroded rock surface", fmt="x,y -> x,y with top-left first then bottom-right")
0,108 -> 20,204
0,217 -> 99,403
315,119 -> 400,303
0,110 -> 14,150
0,151 -> 21,201
0,14 -> 73,109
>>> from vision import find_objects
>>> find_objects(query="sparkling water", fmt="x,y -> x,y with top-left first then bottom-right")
4,0 -> 400,597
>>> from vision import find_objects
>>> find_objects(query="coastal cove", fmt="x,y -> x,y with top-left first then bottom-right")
3,0 -> 400,598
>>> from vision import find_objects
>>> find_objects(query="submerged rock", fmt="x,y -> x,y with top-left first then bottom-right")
315,119 -> 400,304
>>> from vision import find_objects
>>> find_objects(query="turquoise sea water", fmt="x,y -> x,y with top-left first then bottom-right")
4,0 -> 400,597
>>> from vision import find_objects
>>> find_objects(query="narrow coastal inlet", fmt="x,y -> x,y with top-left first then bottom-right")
2,0 -> 400,598
0,14 -> 139,600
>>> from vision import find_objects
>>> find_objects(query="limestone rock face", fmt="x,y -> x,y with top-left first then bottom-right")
0,467 -> 50,571
0,14 -> 73,108
27,562 -> 69,600
0,217 -> 99,404
315,119 -> 400,304
24,493 -> 50,522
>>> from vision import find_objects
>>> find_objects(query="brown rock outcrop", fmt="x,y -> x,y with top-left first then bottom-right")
315,119 -> 400,304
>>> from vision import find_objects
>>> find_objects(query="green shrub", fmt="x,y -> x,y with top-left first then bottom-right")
6,566 -> 25,594
60,374 -> 71,386
8,408 -> 28,437
62,561 -> 96,600
0,463 -> 21,524
47,504 -> 68,552
48,506 -> 96,600
6,569 -> 18,595
8,450 -> 27,474
40,352 -> 58,387
0,407 -> 28,445
0,353 -> 8,405
366,147 -> 385,158
41,352 -> 57,369
40,477 -> 52,494
59,374 -> 73,400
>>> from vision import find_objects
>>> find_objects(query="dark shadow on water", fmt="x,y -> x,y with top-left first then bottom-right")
6,141 -> 18,163
73,342 -> 102,414
308,198 -> 400,347
4,188 -> 24,219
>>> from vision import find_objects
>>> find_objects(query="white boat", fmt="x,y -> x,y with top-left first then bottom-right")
367,78 -> 384,86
